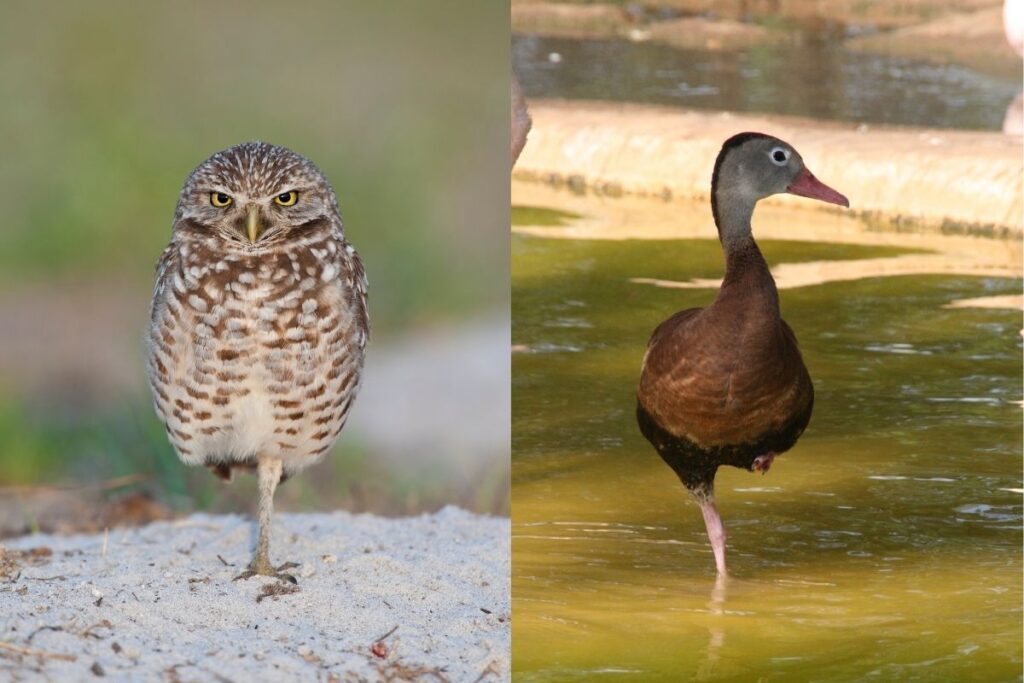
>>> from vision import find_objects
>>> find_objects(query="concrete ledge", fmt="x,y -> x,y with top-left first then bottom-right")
513,100 -> 1024,234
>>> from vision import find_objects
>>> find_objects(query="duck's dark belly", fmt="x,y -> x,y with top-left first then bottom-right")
637,311 -> 814,488
636,388 -> 811,494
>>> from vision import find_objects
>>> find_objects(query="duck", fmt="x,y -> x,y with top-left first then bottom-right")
636,132 -> 849,576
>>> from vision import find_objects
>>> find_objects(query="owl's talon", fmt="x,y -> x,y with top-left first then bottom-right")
232,559 -> 299,584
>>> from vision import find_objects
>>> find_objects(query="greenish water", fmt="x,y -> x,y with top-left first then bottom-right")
512,234 -> 1023,680
512,206 -> 583,227
513,35 -> 1021,131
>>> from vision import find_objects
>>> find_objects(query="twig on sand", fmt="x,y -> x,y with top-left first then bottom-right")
0,641 -> 76,662
26,625 -> 63,643
80,620 -> 113,640
373,625 -> 399,644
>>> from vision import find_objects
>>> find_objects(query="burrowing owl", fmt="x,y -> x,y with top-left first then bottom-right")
146,142 -> 368,581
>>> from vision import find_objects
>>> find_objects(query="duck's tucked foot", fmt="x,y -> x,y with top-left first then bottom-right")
751,453 -> 776,475
233,560 -> 300,584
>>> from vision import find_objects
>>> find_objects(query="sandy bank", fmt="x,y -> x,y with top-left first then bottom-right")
511,3 -> 781,49
513,101 -> 1024,234
0,508 -> 509,681
511,3 -> 627,40
943,294 -> 1024,309
846,6 -> 1020,79
512,1 -> 1019,76
622,0 -> 997,30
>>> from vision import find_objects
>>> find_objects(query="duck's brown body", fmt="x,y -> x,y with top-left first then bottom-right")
637,237 -> 813,495
636,132 -> 847,575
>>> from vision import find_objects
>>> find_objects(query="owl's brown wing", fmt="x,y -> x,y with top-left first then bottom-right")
149,242 -> 179,321
343,242 -> 370,343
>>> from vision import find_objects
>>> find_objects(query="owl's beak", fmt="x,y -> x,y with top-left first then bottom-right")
246,205 -> 262,243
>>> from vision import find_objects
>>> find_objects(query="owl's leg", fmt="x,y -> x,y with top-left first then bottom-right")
233,456 -> 298,583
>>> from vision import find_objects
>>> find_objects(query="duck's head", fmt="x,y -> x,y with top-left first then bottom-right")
711,132 -> 848,238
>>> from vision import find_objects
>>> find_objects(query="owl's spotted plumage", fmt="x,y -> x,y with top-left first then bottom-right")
146,142 -> 368,579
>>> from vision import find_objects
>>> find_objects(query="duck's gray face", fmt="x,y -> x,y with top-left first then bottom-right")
738,136 -> 849,207
724,133 -> 851,208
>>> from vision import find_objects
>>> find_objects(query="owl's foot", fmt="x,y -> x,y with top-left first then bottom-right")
751,453 -> 775,474
233,560 -> 300,584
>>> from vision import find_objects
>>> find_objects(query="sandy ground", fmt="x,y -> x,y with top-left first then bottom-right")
0,508 -> 509,682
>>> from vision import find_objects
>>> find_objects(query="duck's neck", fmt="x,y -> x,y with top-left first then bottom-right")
712,187 -> 755,253
712,190 -> 778,312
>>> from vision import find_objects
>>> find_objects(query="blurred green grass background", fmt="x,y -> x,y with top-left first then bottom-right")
0,1 -> 507,327
0,1 -> 510,524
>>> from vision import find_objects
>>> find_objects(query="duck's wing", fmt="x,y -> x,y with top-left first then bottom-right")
638,307 -> 730,443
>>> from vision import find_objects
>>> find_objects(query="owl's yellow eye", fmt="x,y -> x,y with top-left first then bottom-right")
274,191 -> 298,206
210,192 -> 233,207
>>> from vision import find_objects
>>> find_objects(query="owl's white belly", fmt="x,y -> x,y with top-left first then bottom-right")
148,258 -> 365,478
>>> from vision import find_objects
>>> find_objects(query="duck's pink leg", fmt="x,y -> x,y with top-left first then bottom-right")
698,497 -> 728,576
752,452 -> 776,474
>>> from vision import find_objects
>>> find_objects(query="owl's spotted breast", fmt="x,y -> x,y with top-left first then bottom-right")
147,221 -> 367,478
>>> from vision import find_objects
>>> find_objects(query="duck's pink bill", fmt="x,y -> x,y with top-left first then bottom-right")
787,168 -> 849,207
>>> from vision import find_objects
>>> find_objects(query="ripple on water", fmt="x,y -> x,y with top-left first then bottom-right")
542,317 -> 594,329
864,342 -> 934,355
925,396 -> 1005,405
514,342 -> 585,354
867,475 -> 959,482
953,504 -> 1021,523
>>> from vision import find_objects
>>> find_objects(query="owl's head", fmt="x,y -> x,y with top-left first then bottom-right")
174,142 -> 342,247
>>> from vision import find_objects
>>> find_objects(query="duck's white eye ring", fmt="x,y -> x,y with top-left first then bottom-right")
769,147 -> 790,166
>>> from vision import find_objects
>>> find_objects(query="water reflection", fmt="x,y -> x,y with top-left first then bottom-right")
513,34 -> 1020,131
696,574 -> 728,681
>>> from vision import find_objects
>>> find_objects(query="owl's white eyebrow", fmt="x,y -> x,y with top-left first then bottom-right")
206,188 -> 241,198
